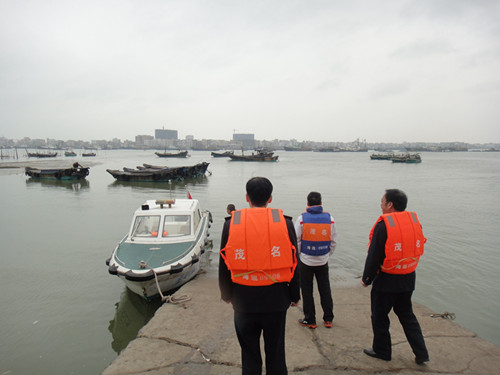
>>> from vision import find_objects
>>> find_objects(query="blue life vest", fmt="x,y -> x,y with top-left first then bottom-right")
300,206 -> 332,256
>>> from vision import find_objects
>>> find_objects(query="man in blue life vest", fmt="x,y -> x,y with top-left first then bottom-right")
219,177 -> 300,375
361,189 -> 429,365
295,191 -> 337,329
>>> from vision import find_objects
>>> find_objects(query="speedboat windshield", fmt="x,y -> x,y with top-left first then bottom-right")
131,215 -> 161,238
163,215 -> 191,237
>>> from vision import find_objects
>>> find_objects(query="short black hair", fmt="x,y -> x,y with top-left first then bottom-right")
307,191 -> 322,206
385,189 -> 408,211
227,204 -> 236,212
246,177 -> 273,207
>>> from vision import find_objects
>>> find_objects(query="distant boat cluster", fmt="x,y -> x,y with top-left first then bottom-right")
370,152 -> 422,163
20,148 -> 428,184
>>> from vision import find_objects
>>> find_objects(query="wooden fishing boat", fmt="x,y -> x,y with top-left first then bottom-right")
25,162 -> 90,180
284,146 -> 312,151
106,162 -> 210,182
370,153 -> 394,160
82,152 -> 96,157
391,153 -> 422,163
64,150 -> 77,157
228,149 -> 279,162
211,151 -> 234,158
106,198 -> 212,300
26,149 -> 58,158
154,150 -> 189,158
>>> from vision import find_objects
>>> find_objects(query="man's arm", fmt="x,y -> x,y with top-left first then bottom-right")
218,218 -> 233,302
286,217 -> 300,304
361,221 -> 387,287
330,214 -> 337,255
294,215 -> 302,255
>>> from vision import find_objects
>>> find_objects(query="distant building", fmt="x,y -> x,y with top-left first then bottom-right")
154,128 -> 179,149
233,133 -> 255,150
135,135 -> 154,145
155,129 -> 178,140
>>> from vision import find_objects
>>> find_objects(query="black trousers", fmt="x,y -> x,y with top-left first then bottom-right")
234,310 -> 288,375
299,261 -> 334,324
370,288 -> 429,360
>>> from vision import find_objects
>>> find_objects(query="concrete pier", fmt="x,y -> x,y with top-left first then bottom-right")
103,272 -> 500,374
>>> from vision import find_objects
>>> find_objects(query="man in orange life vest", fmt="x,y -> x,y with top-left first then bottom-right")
361,189 -> 429,365
219,177 -> 300,375
295,191 -> 337,329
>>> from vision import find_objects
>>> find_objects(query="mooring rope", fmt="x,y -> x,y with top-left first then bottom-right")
140,261 -> 192,304
430,311 -> 456,320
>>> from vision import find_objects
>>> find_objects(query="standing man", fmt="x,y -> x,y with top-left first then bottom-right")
295,191 -> 337,329
227,203 -> 236,215
219,177 -> 300,375
361,189 -> 429,365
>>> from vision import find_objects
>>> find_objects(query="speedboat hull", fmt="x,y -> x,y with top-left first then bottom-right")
107,198 -> 212,300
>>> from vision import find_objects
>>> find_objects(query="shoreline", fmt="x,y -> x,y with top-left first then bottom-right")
103,272 -> 500,375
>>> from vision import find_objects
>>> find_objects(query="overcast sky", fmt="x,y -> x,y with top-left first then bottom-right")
1,0 -> 499,143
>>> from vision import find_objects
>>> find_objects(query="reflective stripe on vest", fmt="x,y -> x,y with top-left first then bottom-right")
372,211 -> 426,274
221,207 -> 297,286
300,211 -> 332,256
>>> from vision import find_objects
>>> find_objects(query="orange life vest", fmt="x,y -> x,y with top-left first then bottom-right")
221,207 -> 297,286
368,211 -> 426,274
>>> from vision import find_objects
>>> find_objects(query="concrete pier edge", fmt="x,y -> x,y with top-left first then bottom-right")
103,272 -> 500,375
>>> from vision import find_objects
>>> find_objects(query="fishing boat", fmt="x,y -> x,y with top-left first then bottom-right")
370,152 -> 394,160
82,152 -> 96,157
228,149 -> 279,162
106,198 -> 212,300
391,153 -> 422,163
25,149 -> 58,158
64,150 -> 77,157
106,162 -> 210,182
284,146 -> 312,151
25,162 -> 90,180
211,151 -> 234,158
154,150 -> 189,158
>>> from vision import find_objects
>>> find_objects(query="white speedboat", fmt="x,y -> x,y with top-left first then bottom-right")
107,198 -> 212,300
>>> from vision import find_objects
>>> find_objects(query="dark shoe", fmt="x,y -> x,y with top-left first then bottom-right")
298,318 -> 317,329
415,356 -> 429,365
363,348 -> 391,361
323,321 -> 333,328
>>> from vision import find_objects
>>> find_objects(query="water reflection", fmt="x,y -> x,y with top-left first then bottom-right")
108,288 -> 163,354
107,176 -> 209,190
25,178 -> 90,191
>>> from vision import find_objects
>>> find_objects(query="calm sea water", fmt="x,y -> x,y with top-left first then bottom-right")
1,150 -> 499,374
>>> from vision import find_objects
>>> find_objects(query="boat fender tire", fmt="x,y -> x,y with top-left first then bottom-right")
108,265 -> 118,275
170,263 -> 184,274
124,269 -> 154,281
191,254 -> 199,264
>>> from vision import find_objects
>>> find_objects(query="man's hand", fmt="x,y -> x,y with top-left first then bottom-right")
360,280 -> 368,287
290,301 -> 299,307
